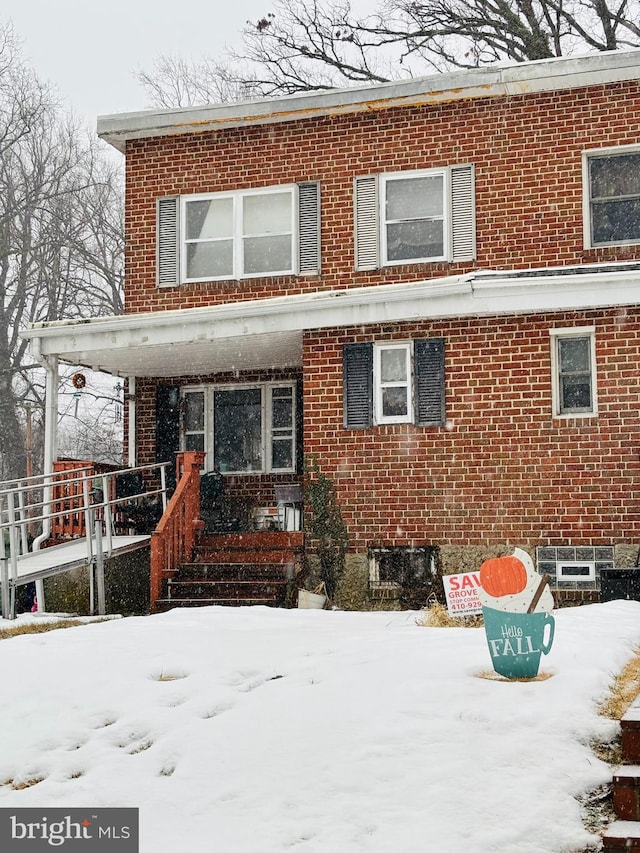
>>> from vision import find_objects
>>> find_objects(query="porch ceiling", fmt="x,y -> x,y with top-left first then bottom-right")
31,327 -> 304,378
21,263 -> 640,379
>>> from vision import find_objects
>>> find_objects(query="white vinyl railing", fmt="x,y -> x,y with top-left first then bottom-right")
0,461 -> 169,619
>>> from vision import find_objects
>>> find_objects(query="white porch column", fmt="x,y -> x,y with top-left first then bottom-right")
42,353 -> 59,478
32,351 -> 59,612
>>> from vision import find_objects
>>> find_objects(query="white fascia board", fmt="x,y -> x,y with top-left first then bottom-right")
98,50 -> 640,152
470,266 -> 640,312
23,267 -> 640,370
23,275 -> 473,358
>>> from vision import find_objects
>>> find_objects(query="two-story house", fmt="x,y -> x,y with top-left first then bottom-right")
23,49 -> 640,611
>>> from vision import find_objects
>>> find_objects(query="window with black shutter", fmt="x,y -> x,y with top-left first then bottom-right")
343,339 -> 445,428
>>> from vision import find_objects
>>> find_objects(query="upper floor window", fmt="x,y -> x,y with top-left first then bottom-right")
381,171 -> 446,263
344,338 -> 445,429
157,182 -> 320,286
549,327 -> 597,418
183,188 -> 294,281
354,165 -> 475,270
583,147 -> 640,248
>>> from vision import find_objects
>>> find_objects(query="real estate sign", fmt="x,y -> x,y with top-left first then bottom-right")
442,572 -> 482,616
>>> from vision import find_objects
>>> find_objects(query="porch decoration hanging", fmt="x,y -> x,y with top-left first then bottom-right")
114,381 -> 123,423
71,373 -> 86,417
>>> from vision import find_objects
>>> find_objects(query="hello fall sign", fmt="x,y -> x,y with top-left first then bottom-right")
444,549 -> 555,679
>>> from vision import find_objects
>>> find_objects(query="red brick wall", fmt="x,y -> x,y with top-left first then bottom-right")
135,370 -> 302,508
124,81 -> 640,315
303,307 -> 640,551
125,79 -> 640,554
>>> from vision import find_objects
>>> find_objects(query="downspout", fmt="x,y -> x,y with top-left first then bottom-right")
30,340 -> 58,551
127,376 -> 136,467
30,341 -> 59,611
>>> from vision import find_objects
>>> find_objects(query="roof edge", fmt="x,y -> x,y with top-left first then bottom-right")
98,50 -> 640,153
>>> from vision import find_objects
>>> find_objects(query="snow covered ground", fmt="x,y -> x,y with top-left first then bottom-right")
1,601 -> 639,852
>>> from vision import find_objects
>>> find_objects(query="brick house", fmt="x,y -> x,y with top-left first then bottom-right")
23,50 -> 640,609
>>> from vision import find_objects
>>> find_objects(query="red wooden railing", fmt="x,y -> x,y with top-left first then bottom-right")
150,451 -> 205,609
51,459 -> 119,539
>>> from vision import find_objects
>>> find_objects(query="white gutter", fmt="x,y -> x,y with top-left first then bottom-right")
97,50 -> 640,152
21,274 -> 474,344
22,264 -> 640,348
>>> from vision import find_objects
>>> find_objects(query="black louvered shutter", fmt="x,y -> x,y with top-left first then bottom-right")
295,379 -> 304,471
156,385 -> 181,492
343,343 -> 373,429
414,338 -> 445,427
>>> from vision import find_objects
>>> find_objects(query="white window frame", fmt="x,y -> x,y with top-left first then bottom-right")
549,327 -> 598,418
379,168 -> 449,265
582,144 -> 640,249
181,382 -> 296,474
557,561 -> 596,583
373,342 -> 413,425
182,389 -> 207,455
181,185 -> 298,283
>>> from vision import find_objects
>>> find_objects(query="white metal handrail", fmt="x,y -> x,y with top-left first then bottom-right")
0,462 -> 169,619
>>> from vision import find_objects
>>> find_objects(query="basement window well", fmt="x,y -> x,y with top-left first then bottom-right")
536,545 -> 613,590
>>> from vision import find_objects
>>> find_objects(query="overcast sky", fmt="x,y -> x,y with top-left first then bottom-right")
5,0 -> 268,132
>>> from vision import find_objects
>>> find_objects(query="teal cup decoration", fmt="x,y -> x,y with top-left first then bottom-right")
482,606 -> 555,679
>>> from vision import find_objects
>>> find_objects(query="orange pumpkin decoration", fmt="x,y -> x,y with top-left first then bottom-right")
480,556 -> 528,598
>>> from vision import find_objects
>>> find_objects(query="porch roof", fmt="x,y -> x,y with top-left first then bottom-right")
22,263 -> 640,378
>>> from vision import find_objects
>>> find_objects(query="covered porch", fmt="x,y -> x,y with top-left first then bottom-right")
18,265 -> 640,612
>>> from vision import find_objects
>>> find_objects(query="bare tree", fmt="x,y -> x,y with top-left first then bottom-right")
0,24 -> 124,479
57,375 -> 124,466
138,0 -> 640,105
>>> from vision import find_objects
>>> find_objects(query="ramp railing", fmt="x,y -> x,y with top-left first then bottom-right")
0,461 -> 170,619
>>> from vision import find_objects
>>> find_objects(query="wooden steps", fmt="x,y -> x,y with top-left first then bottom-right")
612,766 -> 640,821
602,821 -> 640,852
603,704 -> 640,851
154,530 -> 303,610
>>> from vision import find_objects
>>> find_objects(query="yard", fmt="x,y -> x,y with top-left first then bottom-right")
1,601 -> 639,852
